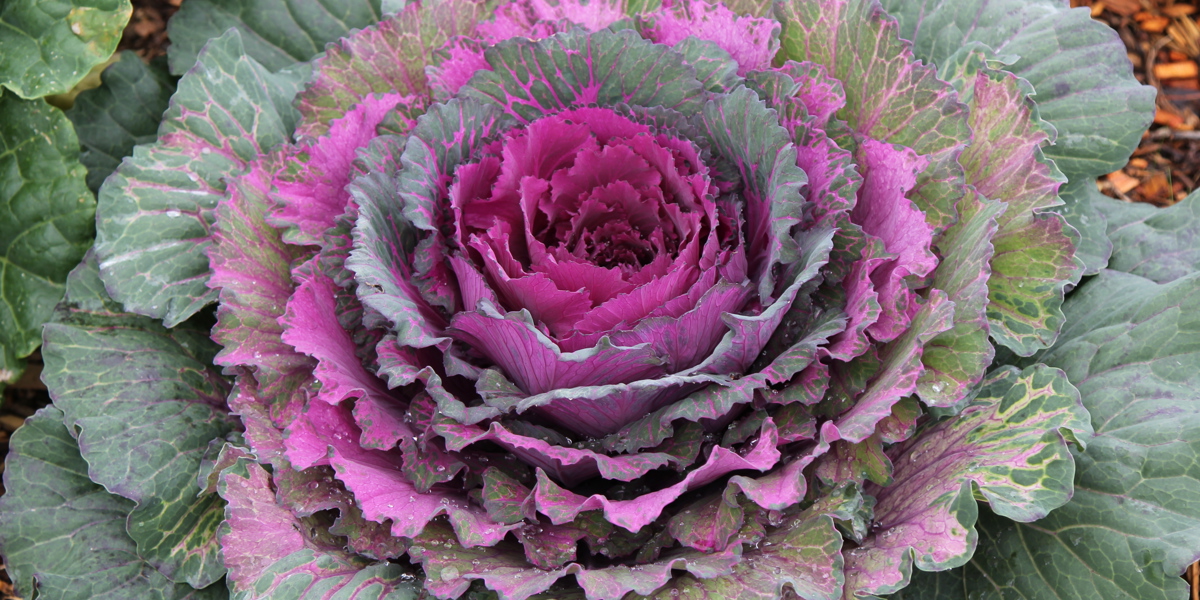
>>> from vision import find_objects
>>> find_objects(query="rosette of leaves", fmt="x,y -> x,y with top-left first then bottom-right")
8,0 -> 1194,599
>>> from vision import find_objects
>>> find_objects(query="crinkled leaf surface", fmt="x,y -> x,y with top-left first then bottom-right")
42,253 -> 238,588
66,51 -> 176,192
218,457 -> 421,600
0,90 -> 96,387
94,30 -> 306,326
166,0 -> 384,75
0,407 -> 223,600
776,0 -> 971,233
877,0 -> 1155,180
845,365 -> 1090,597
1098,188 -> 1200,284
961,69 -> 1078,356
295,0 -> 488,137
0,0 -> 131,98
462,27 -> 707,123
898,270 -> 1200,600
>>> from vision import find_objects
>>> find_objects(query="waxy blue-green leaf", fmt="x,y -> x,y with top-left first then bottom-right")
1053,178 -> 1112,277
94,30 -> 307,327
0,0 -> 131,98
42,253 -> 238,588
166,0 -> 385,75
0,90 -> 96,389
897,270 -> 1200,600
0,407 -> 223,600
1097,188 -> 1200,284
877,0 -> 1156,180
66,51 -> 176,192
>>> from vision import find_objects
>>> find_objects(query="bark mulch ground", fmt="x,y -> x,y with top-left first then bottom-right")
0,1 -> 1195,599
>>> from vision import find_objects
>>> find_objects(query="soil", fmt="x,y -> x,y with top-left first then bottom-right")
0,1 -> 1195,599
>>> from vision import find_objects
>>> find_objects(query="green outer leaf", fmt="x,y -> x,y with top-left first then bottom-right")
41,252 -> 237,588
844,365 -> 1091,597
0,407 -> 224,600
0,0 -> 132,98
94,30 -> 306,327
66,51 -> 177,193
1052,178 -> 1112,277
776,0 -> 971,234
900,270 -> 1200,599
1098,188 -> 1200,284
166,0 -> 383,75
876,0 -> 1155,180
0,90 -> 96,386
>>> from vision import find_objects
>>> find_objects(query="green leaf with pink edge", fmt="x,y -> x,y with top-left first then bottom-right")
843,364 -> 1091,598
915,188 -> 1004,408
0,407 -> 224,600
273,465 -> 409,561
217,457 -> 422,600
955,69 -> 1081,356
94,30 -> 308,327
294,0 -> 490,138
40,253 -> 238,589
877,0 -> 1156,180
776,0 -> 971,235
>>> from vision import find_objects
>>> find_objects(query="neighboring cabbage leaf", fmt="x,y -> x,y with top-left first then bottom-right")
0,0 -> 131,98
66,51 -> 177,192
1098,188 -> 1200,284
0,90 -> 96,389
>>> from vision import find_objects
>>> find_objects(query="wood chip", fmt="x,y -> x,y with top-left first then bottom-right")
1164,4 -> 1198,17
1092,1 -> 1106,17
1129,157 -> 1150,168
1155,107 -> 1191,128
1155,60 -> 1200,79
1143,16 -> 1173,33
1107,169 -> 1141,194
1103,0 -> 1142,16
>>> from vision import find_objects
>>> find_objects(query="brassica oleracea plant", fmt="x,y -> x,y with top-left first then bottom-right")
5,1 -> 1200,599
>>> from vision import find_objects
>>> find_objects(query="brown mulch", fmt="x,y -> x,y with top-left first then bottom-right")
1074,0 -> 1200,206
1,2 -> 1196,600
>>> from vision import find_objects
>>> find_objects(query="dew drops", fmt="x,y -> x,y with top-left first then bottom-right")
166,210 -> 181,218
441,566 -> 460,582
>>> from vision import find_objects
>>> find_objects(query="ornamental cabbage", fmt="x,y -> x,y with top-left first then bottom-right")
4,0 -> 1183,599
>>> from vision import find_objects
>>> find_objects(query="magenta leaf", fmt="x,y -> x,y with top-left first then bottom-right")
217,458 -> 421,599
639,0 -> 779,75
